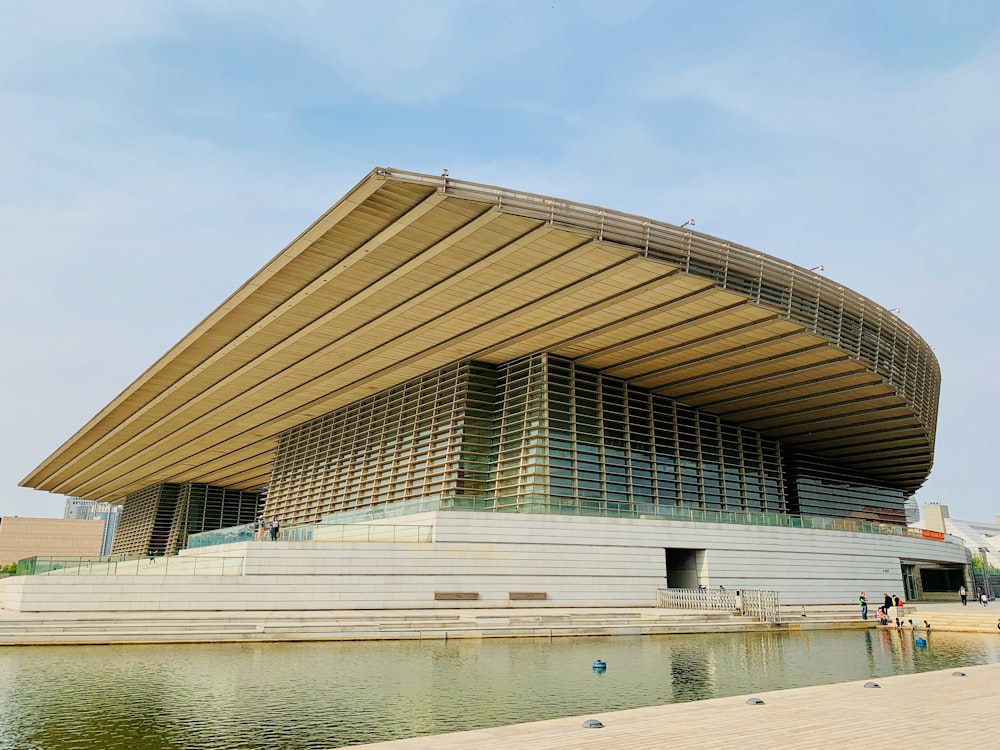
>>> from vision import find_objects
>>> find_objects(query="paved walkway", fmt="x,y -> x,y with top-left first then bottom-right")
348,663 -> 1000,749
907,600 -> 997,613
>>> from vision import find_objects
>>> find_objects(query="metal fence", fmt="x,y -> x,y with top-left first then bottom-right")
656,587 -> 781,624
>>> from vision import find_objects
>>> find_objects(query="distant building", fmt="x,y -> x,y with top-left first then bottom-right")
63,498 -> 96,520
0,516 -> 104,566
63,499 -> 122,555
917,504 -> 1000,569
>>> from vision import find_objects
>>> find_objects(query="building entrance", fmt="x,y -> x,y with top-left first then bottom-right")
663,548 -> 703,588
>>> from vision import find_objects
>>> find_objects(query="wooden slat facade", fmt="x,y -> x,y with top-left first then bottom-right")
21,168 -> 939,502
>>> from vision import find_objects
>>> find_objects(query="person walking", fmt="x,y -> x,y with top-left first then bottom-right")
981,590 -> 989,607
959,584 -> 968,606
859,592 -> 869,620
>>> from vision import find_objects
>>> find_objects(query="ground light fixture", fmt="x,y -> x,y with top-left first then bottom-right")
745,697 -> 766,705
582,719 -> 605,729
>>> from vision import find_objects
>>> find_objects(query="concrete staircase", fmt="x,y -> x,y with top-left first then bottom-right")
779,603 -> 870,625
0,607 -> 786,646
905,604 -> 1000,634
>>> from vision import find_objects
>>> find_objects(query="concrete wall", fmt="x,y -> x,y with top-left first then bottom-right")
0,511 -> 968,613
0,516 -> 104,566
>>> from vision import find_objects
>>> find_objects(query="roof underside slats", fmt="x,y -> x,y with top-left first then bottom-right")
22,169 -> 940,500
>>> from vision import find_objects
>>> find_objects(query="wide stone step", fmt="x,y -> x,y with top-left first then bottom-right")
0,612 -> 775,645
0,604 -> 861,645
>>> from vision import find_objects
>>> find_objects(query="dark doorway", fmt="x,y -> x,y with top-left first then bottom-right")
919,566 -> 965,594
664,548 -> 701,588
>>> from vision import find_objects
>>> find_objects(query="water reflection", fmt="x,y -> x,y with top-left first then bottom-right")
0,630 -> 997,750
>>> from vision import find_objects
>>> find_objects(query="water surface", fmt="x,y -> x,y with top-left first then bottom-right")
1,629 -> 997,750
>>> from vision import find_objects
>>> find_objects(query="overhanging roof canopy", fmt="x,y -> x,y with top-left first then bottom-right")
23,168 -> 940,501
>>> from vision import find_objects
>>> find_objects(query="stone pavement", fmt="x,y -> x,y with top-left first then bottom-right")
348,663 -> 1000,749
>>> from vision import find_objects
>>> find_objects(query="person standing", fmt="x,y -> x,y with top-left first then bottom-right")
981,590 -> 989,607
269,519 -> 280,541
883,592 -> 893,614
959,585 -> 968,606
859,592 -> 869,620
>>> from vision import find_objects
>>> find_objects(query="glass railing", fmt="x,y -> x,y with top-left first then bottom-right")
501,499 -> 965,545
15,554 -> 244,577
272,523 -> 432,543
186,522 -> 256,548
186,519 -> 434,549
314,524 -> 432,543
318,496 -> 493,524
179,496 -> 965,554
318,496 -> 964,546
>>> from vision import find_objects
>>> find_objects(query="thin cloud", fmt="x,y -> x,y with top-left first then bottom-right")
1,2 -> 998,522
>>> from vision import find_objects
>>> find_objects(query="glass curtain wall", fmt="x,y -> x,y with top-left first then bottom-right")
493,354 -> 787,515
262,355 -> 907,525
785,453 -> 906,524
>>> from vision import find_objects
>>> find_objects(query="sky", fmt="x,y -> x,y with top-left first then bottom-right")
0,1 -> 997,522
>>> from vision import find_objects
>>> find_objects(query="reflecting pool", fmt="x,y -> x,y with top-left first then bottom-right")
1,629 -> 998,750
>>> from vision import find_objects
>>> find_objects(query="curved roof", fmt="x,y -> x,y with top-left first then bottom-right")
22,168 -> 940,501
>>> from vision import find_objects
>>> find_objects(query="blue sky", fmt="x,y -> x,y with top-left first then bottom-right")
1,1 -> 997,522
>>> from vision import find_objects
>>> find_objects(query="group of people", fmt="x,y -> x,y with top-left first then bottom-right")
861,586 -> 993,624
859,585 -> 998,632
958,585 -> 990,607
255,517 -> 281,541
858,592 -> 904,623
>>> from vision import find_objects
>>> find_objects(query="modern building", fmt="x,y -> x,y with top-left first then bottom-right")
915,503 -> 999,595
64,498 -> 121,555
917,504 -> 1000,567
10,168 -> 966,610
0,516 -> 104,566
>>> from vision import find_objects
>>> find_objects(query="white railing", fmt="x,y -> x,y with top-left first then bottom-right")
656,587 -> 781,624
